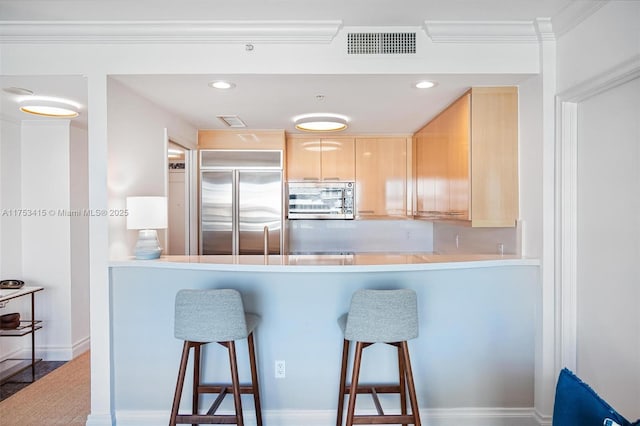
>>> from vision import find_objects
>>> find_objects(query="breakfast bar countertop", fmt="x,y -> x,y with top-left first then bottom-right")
109,253 -> 539,272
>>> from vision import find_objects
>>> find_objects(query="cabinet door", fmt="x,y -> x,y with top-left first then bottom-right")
446,93 -> 470,219
355,138 -> 407,217
470,87 -> 518,226
431,115 -> 449,215
286,137 -> 321,181
321,138 -> 355,181
415,126 -> 437,216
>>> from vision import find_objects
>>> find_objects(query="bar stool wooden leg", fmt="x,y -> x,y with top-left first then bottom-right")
336,339 -> 350,426
345,341 -> 364,426
170,341 -> 191,426
227,341 -> 244,426
192,343 -> 201,418
247,332 -> 263,426
401,341 -> 421,426
398,343 -> 408,426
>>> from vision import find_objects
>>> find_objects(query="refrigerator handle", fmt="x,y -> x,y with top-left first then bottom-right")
232,170 -> 239,255
263,225 -> 269,256
263,225 -> 269,257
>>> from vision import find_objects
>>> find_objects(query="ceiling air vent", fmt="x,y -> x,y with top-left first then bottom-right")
217,115 -> 246,128
347,32 -> 416,54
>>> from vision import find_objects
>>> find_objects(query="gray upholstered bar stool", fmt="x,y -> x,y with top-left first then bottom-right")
336,289 -> 421,426
169,289 -> 262,426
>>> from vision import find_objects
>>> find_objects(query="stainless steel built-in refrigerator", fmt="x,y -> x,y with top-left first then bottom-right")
200,150 -> 283,255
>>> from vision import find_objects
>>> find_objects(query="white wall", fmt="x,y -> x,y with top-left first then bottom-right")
557,1 -> 640,420
575,77 -> 640,418
517,75 -> 543,258
0,118 -> 22,276
70,125 -> 90,354
21,120 -> 73,360
107,78 -> 197,259
1,112 -> 90,365
0,118 -> 24,360
557,2 -> 640,94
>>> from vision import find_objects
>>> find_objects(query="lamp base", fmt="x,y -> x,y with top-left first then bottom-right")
134,229 -> 162,260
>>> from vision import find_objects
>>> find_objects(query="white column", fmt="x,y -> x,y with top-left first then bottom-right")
86,73 -> 114,426
534,17 -> 558,423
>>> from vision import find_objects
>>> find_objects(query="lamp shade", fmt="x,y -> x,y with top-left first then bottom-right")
126,196 -> 168,230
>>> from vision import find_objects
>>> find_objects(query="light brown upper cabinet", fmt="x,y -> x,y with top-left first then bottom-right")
286,136 -> 355,181
199,129 -> 285,150
355,137 -> 409,218
414,87 -> 518,227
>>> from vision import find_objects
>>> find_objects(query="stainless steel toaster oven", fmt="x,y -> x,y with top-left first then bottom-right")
287,182 -> 354,219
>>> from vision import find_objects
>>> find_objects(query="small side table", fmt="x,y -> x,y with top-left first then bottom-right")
0,286 -> 44,384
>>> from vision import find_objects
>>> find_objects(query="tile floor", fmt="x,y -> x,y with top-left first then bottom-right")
0,360 -> 66,401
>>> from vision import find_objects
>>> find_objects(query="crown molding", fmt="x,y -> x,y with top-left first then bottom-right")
0,20 -> 343,44
551,0 -> 608,38
535,18 -> 555,42
423,20 -> 538,43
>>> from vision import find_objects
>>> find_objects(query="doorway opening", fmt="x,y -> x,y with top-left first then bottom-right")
167,140 -> 194,255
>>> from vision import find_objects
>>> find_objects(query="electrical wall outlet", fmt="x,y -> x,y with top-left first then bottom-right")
275,360 -> 285,378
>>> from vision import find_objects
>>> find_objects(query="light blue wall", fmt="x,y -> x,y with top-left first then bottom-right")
110,264 -> 538,421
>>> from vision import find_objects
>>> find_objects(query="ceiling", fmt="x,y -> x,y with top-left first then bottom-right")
0,0 -> 577,24
0,0 -> 583,135
110,73 -> 534,135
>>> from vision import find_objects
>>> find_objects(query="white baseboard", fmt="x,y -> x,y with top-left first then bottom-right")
85,412 -> 115,426
533,409 -> 553,426
114,407 -> 539,426
72,336 -> 91,358
35,335 -> 90,361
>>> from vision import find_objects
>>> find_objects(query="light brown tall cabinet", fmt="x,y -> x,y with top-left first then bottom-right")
414,87 -> 518,227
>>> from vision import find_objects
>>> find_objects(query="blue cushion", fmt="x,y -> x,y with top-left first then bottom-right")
553,368 -> 640,426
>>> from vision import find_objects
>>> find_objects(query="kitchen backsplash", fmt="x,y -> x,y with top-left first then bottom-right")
287,219 -> 434,254
433,220 -> 521,255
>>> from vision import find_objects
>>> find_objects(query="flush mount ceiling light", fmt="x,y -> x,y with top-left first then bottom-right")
208,80 -> 236,90
294,113 -> 349,132
414,80 -> 436,89
19,97 -> 80,118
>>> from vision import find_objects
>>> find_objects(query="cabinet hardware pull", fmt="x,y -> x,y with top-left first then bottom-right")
358,210 -> 375,214
303,177 -> 320,181
323,177 -> 340,181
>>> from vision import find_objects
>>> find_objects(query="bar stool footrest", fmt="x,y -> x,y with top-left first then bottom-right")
352,414 -> 418,424
175,414 -> 238,424
199,384 -> 258,394
345,384 -> 402,394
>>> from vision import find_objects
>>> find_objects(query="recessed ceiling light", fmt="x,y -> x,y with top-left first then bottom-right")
294,113 -> 349,132
415,80 -> 436,89
19,99 -> 79,118
209,81 -> 235,90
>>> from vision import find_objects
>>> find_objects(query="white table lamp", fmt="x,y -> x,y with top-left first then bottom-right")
126,196 -> 168,259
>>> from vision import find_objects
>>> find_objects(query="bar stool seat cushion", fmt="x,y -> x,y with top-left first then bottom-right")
174,289 -> 259,342
339,289 -> 418,343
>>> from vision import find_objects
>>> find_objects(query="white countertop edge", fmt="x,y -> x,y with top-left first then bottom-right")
109,257 -> 540,273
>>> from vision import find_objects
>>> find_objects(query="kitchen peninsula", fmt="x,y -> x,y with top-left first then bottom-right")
107,254 -> 540,425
